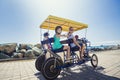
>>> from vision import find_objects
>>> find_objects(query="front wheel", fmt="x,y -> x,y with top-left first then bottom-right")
41,57 -> 63,80
91,54 -> 98,68
35,54 -> 46,71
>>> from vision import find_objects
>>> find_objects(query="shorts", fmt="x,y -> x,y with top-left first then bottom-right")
71,43 -> 83,51
52,46 -> 64,53
58,46 -> 64,51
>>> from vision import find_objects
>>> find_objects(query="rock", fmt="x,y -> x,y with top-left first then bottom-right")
26,44 -> 33,50
13,53 -> 23,58
16,49 -> 26,54
0,44 -> 3,51
18,44 -> 27,50
16,49 -> 26,57
13,53 -> 19,58
34,44 -> 41,49
17,53 -> 23,58
18,44 -> 33,50
25,50 -> 35,58
32,47 -> 42,56
0,52 -> 10,59
0,43 -> 17,56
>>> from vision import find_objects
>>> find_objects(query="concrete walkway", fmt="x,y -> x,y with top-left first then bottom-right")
0,50 -> 120,80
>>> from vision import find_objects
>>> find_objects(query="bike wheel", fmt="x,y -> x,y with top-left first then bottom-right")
41,57 -> 63,80
35,54 -> 46,71
91,54 -> 98,68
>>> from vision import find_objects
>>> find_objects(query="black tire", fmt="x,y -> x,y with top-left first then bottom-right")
91,54 -> 98,68
35,54 -> 46,71
41,57 -> 63,80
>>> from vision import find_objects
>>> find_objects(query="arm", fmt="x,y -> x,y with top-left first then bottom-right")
60,34 -> 68,37
73,37 -> 81,48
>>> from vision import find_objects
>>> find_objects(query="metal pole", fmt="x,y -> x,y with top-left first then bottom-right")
48,18 -> 50,33
40,27 -> 42,41
85,28 -> 87,38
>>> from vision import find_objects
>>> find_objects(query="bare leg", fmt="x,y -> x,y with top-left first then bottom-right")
78,48 -> 83,60
63,46 -> 70,60
81,44 -> 85,59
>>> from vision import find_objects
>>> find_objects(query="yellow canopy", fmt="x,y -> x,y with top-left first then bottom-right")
40,15 -> 88,31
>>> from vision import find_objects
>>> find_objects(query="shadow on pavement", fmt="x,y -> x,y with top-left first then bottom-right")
34,64 -> 120,80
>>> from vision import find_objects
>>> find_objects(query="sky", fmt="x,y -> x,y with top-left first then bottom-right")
0,0 -> 120,45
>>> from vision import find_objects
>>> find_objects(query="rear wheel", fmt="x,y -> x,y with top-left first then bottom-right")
91,54 -> 98,68
41,57 -> 63,80
35,54 -> 46,71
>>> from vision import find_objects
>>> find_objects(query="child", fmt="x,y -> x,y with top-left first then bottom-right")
68,27 -> 85,60
53,26 -> 71,61
43,32 -> 52,50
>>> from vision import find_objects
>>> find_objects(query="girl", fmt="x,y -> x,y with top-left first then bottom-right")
68,27 -> 85,60
53,26 -> 71,61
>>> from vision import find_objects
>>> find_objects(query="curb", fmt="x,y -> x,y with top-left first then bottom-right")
0,57 -> 37,62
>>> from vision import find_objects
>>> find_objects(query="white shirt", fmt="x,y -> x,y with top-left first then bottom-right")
68,34 -> 76,48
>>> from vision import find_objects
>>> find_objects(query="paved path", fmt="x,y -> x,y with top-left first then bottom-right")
0,50 -> 120,80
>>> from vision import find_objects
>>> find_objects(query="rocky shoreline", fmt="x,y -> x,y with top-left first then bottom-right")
0,43 -> 42,59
